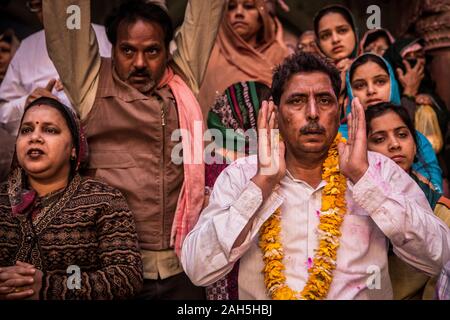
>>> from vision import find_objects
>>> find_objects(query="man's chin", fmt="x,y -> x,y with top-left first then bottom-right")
301,135 -> 326,145
130,81 -> 155,94
299,145 -> 328,154
296,137 -> 330,153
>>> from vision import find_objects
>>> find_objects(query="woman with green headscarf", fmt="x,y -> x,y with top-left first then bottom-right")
204,81 -> 270,300
205,81 -> 271,194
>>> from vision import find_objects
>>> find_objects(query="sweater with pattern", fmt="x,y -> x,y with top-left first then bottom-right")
0,176 -> 143,300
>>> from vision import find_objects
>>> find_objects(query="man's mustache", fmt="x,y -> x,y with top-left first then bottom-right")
300,122 -> 326,134
127,68 -> 151,79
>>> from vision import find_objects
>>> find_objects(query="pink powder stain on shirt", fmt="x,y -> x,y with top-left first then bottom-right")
350,224 -> 369,237
316,210 -> 321,218
342,218 -> 371,246
371,159 -> 391,192
307,257 -> 313,269
375,160 -> 382,172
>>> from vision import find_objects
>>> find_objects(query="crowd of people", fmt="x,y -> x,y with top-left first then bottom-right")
0,0 -> 449,300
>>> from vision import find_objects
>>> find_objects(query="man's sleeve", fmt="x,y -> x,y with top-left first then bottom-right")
181,160 -> 282,287
42,0 -> 100,120
172,0 -> 224,95
352,153 -> 450,276
0,55 -> 28,128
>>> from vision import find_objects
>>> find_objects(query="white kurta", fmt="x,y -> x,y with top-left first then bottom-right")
0,24 -> 111,129
181,152 -> 450,300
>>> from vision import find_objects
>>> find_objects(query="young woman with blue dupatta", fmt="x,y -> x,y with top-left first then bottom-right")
340,53 -> 443,193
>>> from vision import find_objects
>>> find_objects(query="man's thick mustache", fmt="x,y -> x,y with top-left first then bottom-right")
300,122 -> 326,134
127,69 -> 151,79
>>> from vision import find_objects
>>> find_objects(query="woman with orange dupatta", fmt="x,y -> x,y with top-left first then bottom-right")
198,0 -> 289,119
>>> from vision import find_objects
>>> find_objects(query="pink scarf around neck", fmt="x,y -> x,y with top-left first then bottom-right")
158,67 -> 205,257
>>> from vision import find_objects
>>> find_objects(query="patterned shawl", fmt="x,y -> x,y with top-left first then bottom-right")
208,81 -> 270,155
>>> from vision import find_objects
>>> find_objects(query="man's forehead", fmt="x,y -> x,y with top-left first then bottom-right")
284,72 -> 335,94
117,19 -> 165,41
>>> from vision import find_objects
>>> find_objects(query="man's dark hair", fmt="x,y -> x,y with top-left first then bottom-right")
105,0 -> 174,48
271,51 -> 341,106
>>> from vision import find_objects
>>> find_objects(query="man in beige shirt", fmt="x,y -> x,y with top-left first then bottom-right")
42,0 -> 224,299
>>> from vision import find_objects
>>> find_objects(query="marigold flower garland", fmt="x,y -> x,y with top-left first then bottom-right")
259,133 -> 347,300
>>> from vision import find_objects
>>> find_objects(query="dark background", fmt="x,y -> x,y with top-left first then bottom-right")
2,0 -> 448,113
0,0 -> 416,40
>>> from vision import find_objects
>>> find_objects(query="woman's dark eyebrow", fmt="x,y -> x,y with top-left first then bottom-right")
320,23 -> 349,35
371,126 -> 408,136
352,73 -> 387,83
369,129 -> 386,136
394,126 -> 409,131
351,78 -> 366,84
373,74 -> 389,79
319,29 -> 331,36
21,121 -> 58,126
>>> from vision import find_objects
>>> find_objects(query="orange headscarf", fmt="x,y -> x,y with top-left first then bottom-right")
198,0 -> 288,119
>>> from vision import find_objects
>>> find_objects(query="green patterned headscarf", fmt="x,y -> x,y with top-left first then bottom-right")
207,81 -> 271,154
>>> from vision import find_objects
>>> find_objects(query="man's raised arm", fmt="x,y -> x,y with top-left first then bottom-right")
42,0 -> 100,120
172,0 -> 224,95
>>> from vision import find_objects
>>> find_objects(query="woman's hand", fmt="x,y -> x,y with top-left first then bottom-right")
397,59 -> 425,97
336,58 -> 353,93
416,93 -> 433,106
0,261 -> 43,300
